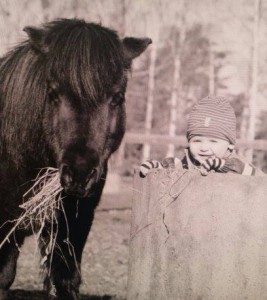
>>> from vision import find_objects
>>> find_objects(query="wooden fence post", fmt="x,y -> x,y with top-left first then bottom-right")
128,169 -> 267,300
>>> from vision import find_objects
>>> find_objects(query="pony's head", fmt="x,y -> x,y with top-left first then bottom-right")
22,19 -> 151,197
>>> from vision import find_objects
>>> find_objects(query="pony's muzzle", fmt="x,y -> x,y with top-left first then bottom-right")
60,164 -> 97,198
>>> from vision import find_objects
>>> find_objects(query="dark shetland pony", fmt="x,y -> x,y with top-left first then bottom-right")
0,18 -> 151,300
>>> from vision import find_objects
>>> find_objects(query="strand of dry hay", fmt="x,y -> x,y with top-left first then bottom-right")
0,167 -> 81,277
0,167 -> 63,251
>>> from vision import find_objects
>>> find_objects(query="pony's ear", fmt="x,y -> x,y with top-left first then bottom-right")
23,26 -> 48,54
122,37 -> 152,61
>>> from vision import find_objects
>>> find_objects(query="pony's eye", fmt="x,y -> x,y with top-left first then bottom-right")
48,91 -> 59,104
110,93 -> 124,107
47,80 -> 61,104
48,88 -> 60,105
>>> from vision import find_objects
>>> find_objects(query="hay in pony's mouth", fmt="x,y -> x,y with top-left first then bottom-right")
0,167 -> 63,251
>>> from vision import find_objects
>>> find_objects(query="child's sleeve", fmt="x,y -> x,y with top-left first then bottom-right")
139,157 -> 181,178
220,157 -> 265,176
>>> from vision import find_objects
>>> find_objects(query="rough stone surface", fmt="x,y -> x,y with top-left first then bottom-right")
128,169 -> 267,300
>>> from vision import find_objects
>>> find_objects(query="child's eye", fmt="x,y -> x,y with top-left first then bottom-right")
210,140 -> 218,143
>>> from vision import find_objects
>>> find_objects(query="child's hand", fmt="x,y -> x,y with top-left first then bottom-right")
200,156 -> 226,176
139,157 -> 181,178
139,160 -> 163,178
161,157 -> 181,169
200,156 -> 253,175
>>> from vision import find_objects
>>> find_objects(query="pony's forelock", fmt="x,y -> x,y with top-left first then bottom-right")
44,19 -> 127,107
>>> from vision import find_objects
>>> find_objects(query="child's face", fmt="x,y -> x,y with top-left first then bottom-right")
189,136 -> 230,163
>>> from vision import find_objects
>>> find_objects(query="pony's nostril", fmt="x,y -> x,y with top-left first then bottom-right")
60,164 -> 73,188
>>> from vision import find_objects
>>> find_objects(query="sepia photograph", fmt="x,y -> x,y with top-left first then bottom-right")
0,0 -> 267,299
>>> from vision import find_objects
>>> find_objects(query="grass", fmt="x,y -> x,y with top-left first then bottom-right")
0,167 -> 63,252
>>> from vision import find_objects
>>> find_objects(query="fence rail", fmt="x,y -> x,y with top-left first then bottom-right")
124,132 -> 267,151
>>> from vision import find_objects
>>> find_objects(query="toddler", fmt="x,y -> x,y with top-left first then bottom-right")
140,95 -> 264,177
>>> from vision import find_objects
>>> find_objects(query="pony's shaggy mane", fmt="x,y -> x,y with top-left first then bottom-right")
0,43 -> 48,165
0,19 -> 127,165
43,19 -> 127,104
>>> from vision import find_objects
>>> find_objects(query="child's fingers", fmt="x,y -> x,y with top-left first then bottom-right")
161,157 -> 181,169
201,157 -> 226,174
200,166 -> 209,176
214,157 -> 225,170
201,158 -> 213,171
162,157 -> 173,168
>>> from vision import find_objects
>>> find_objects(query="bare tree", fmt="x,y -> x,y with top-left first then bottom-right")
143,36 -> 158,161
142,0 -> 162,161
208,43 -> 215,95
246,0 -> 261,161
166,0 -> 186,157
41,0 -> 50,21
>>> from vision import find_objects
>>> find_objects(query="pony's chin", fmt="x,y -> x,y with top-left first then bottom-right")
64,187 -> 91,198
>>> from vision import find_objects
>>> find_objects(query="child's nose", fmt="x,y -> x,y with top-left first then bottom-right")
200,142 -> 209,151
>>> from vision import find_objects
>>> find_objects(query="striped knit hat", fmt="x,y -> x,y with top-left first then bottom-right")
187,95 -> 236,144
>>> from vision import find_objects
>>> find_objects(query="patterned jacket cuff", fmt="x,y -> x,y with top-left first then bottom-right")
242,164 -> 255,176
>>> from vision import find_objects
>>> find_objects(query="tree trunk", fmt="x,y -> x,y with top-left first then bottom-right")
167,0 -> 186,157
246,0 -> 261,161
143,43 -> 157,161
166,56 -> 180,157
209,46 -> 215,95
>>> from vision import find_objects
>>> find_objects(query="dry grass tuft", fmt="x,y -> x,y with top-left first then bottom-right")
0,167 -> 63,250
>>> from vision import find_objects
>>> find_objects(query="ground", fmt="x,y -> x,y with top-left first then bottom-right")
10,175 -> 133,300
